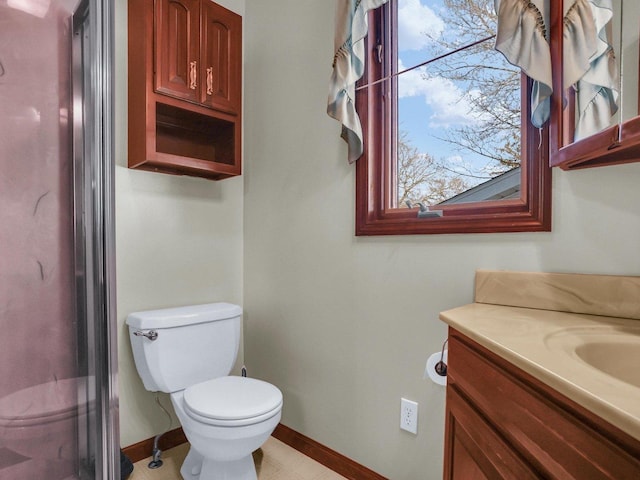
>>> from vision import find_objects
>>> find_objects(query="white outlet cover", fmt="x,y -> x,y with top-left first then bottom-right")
400,398 -> 418,434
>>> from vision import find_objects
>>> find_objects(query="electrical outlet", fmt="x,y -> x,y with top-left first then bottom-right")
400,398 -> 418,434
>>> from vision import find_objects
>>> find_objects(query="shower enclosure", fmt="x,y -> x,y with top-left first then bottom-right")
0,0 -> 118,478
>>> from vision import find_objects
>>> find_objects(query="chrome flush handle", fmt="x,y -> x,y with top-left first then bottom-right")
133,330 -> 158,341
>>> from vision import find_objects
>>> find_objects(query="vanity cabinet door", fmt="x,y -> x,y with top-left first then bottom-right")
155,0 -> 201,102
200,0 -> 241,113
444,329 -> 640,480
444,387 -> 539,480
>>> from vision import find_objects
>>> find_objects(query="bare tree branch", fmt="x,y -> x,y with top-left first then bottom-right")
421,0 -> 521,170
397,133 -> 470,206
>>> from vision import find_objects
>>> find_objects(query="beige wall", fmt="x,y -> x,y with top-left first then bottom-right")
242,1 -> 640,479
115,0 -> 245,447
114,0 -> 640,477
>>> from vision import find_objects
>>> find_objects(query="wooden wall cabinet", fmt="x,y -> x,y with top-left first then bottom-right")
549,1 -> 640,170
128,0 -> 242,180
443,329 -> 640,479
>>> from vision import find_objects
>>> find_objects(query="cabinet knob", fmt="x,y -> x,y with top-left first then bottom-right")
206,67 -> 214,96
189,61 -> 197,90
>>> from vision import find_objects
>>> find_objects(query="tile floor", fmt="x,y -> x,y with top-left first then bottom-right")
129,437 -> 348,480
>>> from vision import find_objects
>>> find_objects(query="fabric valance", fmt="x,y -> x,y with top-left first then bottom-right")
328,0 -> 619,163
494,0 -> 552,129
564,0 -> 619,140
327,0 -> 390,164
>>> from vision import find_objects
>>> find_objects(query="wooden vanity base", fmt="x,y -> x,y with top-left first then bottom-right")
443,328 -> 640,479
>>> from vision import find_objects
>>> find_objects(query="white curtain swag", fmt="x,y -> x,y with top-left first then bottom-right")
327,0 -> 390,164
327,0 -> 618,163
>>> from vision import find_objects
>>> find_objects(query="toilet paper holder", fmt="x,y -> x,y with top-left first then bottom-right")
424,338 -> 449,386
434,339 -> 448,377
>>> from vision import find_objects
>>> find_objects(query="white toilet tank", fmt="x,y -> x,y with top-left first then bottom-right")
126,303 -> 242,393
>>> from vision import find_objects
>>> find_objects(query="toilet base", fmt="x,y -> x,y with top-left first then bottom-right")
169,389 -> 280,480
180,446 -> 257,480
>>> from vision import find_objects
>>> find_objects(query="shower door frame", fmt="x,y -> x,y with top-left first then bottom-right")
70,0 -> 119,478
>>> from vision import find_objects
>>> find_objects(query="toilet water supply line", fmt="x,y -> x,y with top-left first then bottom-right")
148,393 -> 173,469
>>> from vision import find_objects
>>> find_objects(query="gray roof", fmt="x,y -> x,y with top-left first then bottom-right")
438,167 -> 521,205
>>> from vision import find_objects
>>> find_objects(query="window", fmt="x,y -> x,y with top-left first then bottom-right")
355,0 -> 551,235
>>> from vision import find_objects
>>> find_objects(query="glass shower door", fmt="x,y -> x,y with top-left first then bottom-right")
0,1 -> 118,479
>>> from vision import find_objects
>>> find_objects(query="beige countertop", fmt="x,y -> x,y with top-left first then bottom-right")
440,270 -> 640,442
440,300 -> 640,442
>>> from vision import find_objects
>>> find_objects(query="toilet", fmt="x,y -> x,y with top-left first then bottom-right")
126,303 -> 282,480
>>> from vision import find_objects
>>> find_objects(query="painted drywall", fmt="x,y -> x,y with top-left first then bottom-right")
115,0 -> 245,447
242,1 -> 640,479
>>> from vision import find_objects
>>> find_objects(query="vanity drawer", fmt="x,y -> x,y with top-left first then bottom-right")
445,329 -> 640,480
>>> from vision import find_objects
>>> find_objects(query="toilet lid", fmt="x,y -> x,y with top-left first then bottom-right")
0,378 -> 91,426
184,376 -> 282,422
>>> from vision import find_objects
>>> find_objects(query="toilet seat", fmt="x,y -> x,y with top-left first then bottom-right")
183,376 -> 282,427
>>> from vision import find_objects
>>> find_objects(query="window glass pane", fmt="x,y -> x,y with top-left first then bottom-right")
396,0 -> 522,206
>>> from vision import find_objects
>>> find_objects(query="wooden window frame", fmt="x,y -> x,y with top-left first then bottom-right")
355,5 -> 552,236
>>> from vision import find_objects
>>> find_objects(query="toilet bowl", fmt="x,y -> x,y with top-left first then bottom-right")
173,376 -> 282,480
127,303 -> 283,480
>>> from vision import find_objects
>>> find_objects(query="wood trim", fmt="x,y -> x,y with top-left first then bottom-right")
123,424 -> 388,479
355,5 -> 551,236
272,424 -> 388,480
122,427 -> 187,463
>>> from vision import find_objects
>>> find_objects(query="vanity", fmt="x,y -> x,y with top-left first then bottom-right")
440,271 -> 640,479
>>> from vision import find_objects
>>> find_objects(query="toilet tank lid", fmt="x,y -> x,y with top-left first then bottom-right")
126,303 -> 242,330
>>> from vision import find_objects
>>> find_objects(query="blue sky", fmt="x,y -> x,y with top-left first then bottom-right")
395,0 -> 517,183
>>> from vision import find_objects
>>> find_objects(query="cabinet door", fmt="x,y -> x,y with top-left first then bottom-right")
444,387 -> 540,480
155,0 -> 200,102
445,329 -> 640,479
200,0 -> 241,113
